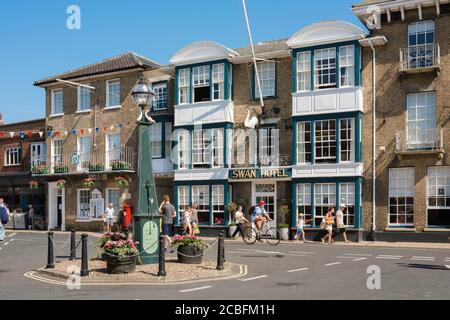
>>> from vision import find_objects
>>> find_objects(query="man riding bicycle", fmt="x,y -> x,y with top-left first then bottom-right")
252,200 -> 273,236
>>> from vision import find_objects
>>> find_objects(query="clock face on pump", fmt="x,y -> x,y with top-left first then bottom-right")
142,220 -> 159,256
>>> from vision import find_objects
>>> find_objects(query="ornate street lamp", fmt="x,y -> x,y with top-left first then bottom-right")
131,75 -> 160,264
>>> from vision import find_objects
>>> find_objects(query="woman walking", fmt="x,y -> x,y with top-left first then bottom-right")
232,206 -> 249,239
321,207 -> 335,244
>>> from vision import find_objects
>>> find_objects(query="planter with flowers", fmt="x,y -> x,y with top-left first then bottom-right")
54,164 -> 69,174
97,232 -> 139,274
112,161 -> 131,171
114,176 -> 129,188
32,165 -> 49,175
56,179 -> 66,189
171,235 -> 210,264
29,180 -> 39,190
88,163 -> 105,172
83,178 -> 97,189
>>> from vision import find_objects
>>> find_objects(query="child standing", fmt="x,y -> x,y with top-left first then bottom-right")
295,213 -> 308,243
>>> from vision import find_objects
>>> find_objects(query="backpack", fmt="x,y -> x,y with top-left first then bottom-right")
0,206 -> 9,225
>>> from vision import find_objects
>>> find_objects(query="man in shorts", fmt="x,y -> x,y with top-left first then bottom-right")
252,200 -> 272,235
335,204 -> 350,243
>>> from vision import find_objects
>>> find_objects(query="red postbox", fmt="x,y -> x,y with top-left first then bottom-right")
123,204 -> 132,228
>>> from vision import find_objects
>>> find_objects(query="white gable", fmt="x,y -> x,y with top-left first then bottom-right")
287,21 -> 366,49
170,41 -> 239,66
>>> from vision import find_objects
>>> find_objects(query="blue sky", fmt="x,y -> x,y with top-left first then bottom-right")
0,0 -> 365,124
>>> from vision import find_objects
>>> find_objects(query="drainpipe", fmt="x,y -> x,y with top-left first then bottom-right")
369,39 -> 376,242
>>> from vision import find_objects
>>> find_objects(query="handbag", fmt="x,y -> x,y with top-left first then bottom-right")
319,218 -> 326,229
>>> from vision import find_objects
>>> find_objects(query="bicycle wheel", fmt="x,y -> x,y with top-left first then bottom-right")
243,227 -> 257,245
264,228 -> 281,246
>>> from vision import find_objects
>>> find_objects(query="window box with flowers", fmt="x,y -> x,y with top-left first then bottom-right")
97,232 -> 140,274
54,165 -> 69,174
89,163 -> 105,172
171,235 -> 210,264
32,165 -> 49,175
112,161 -> 131,171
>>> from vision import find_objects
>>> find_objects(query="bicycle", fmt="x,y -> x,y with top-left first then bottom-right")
243,222 -> 281,246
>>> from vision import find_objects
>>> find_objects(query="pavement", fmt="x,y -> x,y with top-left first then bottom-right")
1,230 -> 450,300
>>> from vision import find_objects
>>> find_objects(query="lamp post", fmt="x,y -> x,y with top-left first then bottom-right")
131,75 -> 160,264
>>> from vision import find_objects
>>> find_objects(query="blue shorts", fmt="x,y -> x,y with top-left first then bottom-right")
296,228 -> 303,235
162,224 -> 172,236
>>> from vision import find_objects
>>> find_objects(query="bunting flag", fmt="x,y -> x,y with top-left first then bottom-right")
0,122 -> 126,139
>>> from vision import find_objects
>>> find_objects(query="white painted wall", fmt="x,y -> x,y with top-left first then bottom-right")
175,100 -> 234,126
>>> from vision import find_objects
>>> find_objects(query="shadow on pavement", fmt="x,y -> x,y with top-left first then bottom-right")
397,263 -> 449,271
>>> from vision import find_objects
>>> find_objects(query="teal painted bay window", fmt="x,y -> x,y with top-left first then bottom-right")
293,112 -> 362,165
175,60 -> 232,105
292,177 -> 362,229
174,181 -> 230,226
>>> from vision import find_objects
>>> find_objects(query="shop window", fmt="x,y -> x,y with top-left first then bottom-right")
389,168 -> 414,226
339,183 -> 355,227
192,185 -> 210,225
177,186 -> 190,224
427,166 -> 450,227
297,184 -> 312,226
77,189 -> 91,219
212,185 -> 225,225
106,188 -> 121,214
314,183 -> 336,226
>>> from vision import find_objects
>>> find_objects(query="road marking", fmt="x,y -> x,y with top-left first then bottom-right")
411,257 -> 435,261
179,286 -> 212,293
325,262 -> 342,266
446,265 -> 450,269
3,242 -> 10,246
336,256 -> 361,259
0,247 -> 2,251
344,253 -> 372,257
352,258 -> 367,262
376,255 -> 402,260
8,233 -> 17,238
241,275 -> 268,282
288,251 -> 316,255
287,268 -> 309,273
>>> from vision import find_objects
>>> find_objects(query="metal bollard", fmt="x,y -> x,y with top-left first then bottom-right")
70,229 -> 76,261
216,232 -> 225,271
46,231 -> 55,269
158,233 -> 167,277
80,233 -> 89,277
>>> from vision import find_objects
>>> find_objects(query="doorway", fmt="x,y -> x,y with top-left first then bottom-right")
48,182 -> 65,231
252,182 -> 277,228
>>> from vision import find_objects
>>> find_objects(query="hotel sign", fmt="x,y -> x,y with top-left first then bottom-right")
229,168 -> 291,180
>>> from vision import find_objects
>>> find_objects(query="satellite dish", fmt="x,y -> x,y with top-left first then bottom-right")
244,110 -> 259,129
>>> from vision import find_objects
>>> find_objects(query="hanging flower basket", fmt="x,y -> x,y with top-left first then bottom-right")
29,180 -> 39,189
56,179 -> 66,189
114,176 -> 129,188
83,178 -> 97,188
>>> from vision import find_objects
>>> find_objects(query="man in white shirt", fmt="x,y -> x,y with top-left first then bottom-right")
104,203 -> 115,233
335,205 -> 350,243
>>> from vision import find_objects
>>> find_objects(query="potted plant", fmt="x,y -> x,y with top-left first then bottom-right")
97,232 -> 139,274
56,179 -> 66,189
29,180 -> 39,189
112,161 -> 131,171
278,223 -> 290,241
171,235 -> 210,264
114,176 -> 129,188
228,222 -> 237,238
83,177 -> 97,188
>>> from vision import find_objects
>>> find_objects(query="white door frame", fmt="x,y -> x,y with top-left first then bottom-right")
47,182 -> 66,231
252,181 -> 277,228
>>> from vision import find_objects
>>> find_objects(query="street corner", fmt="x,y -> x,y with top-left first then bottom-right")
25,259 -> 248,286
